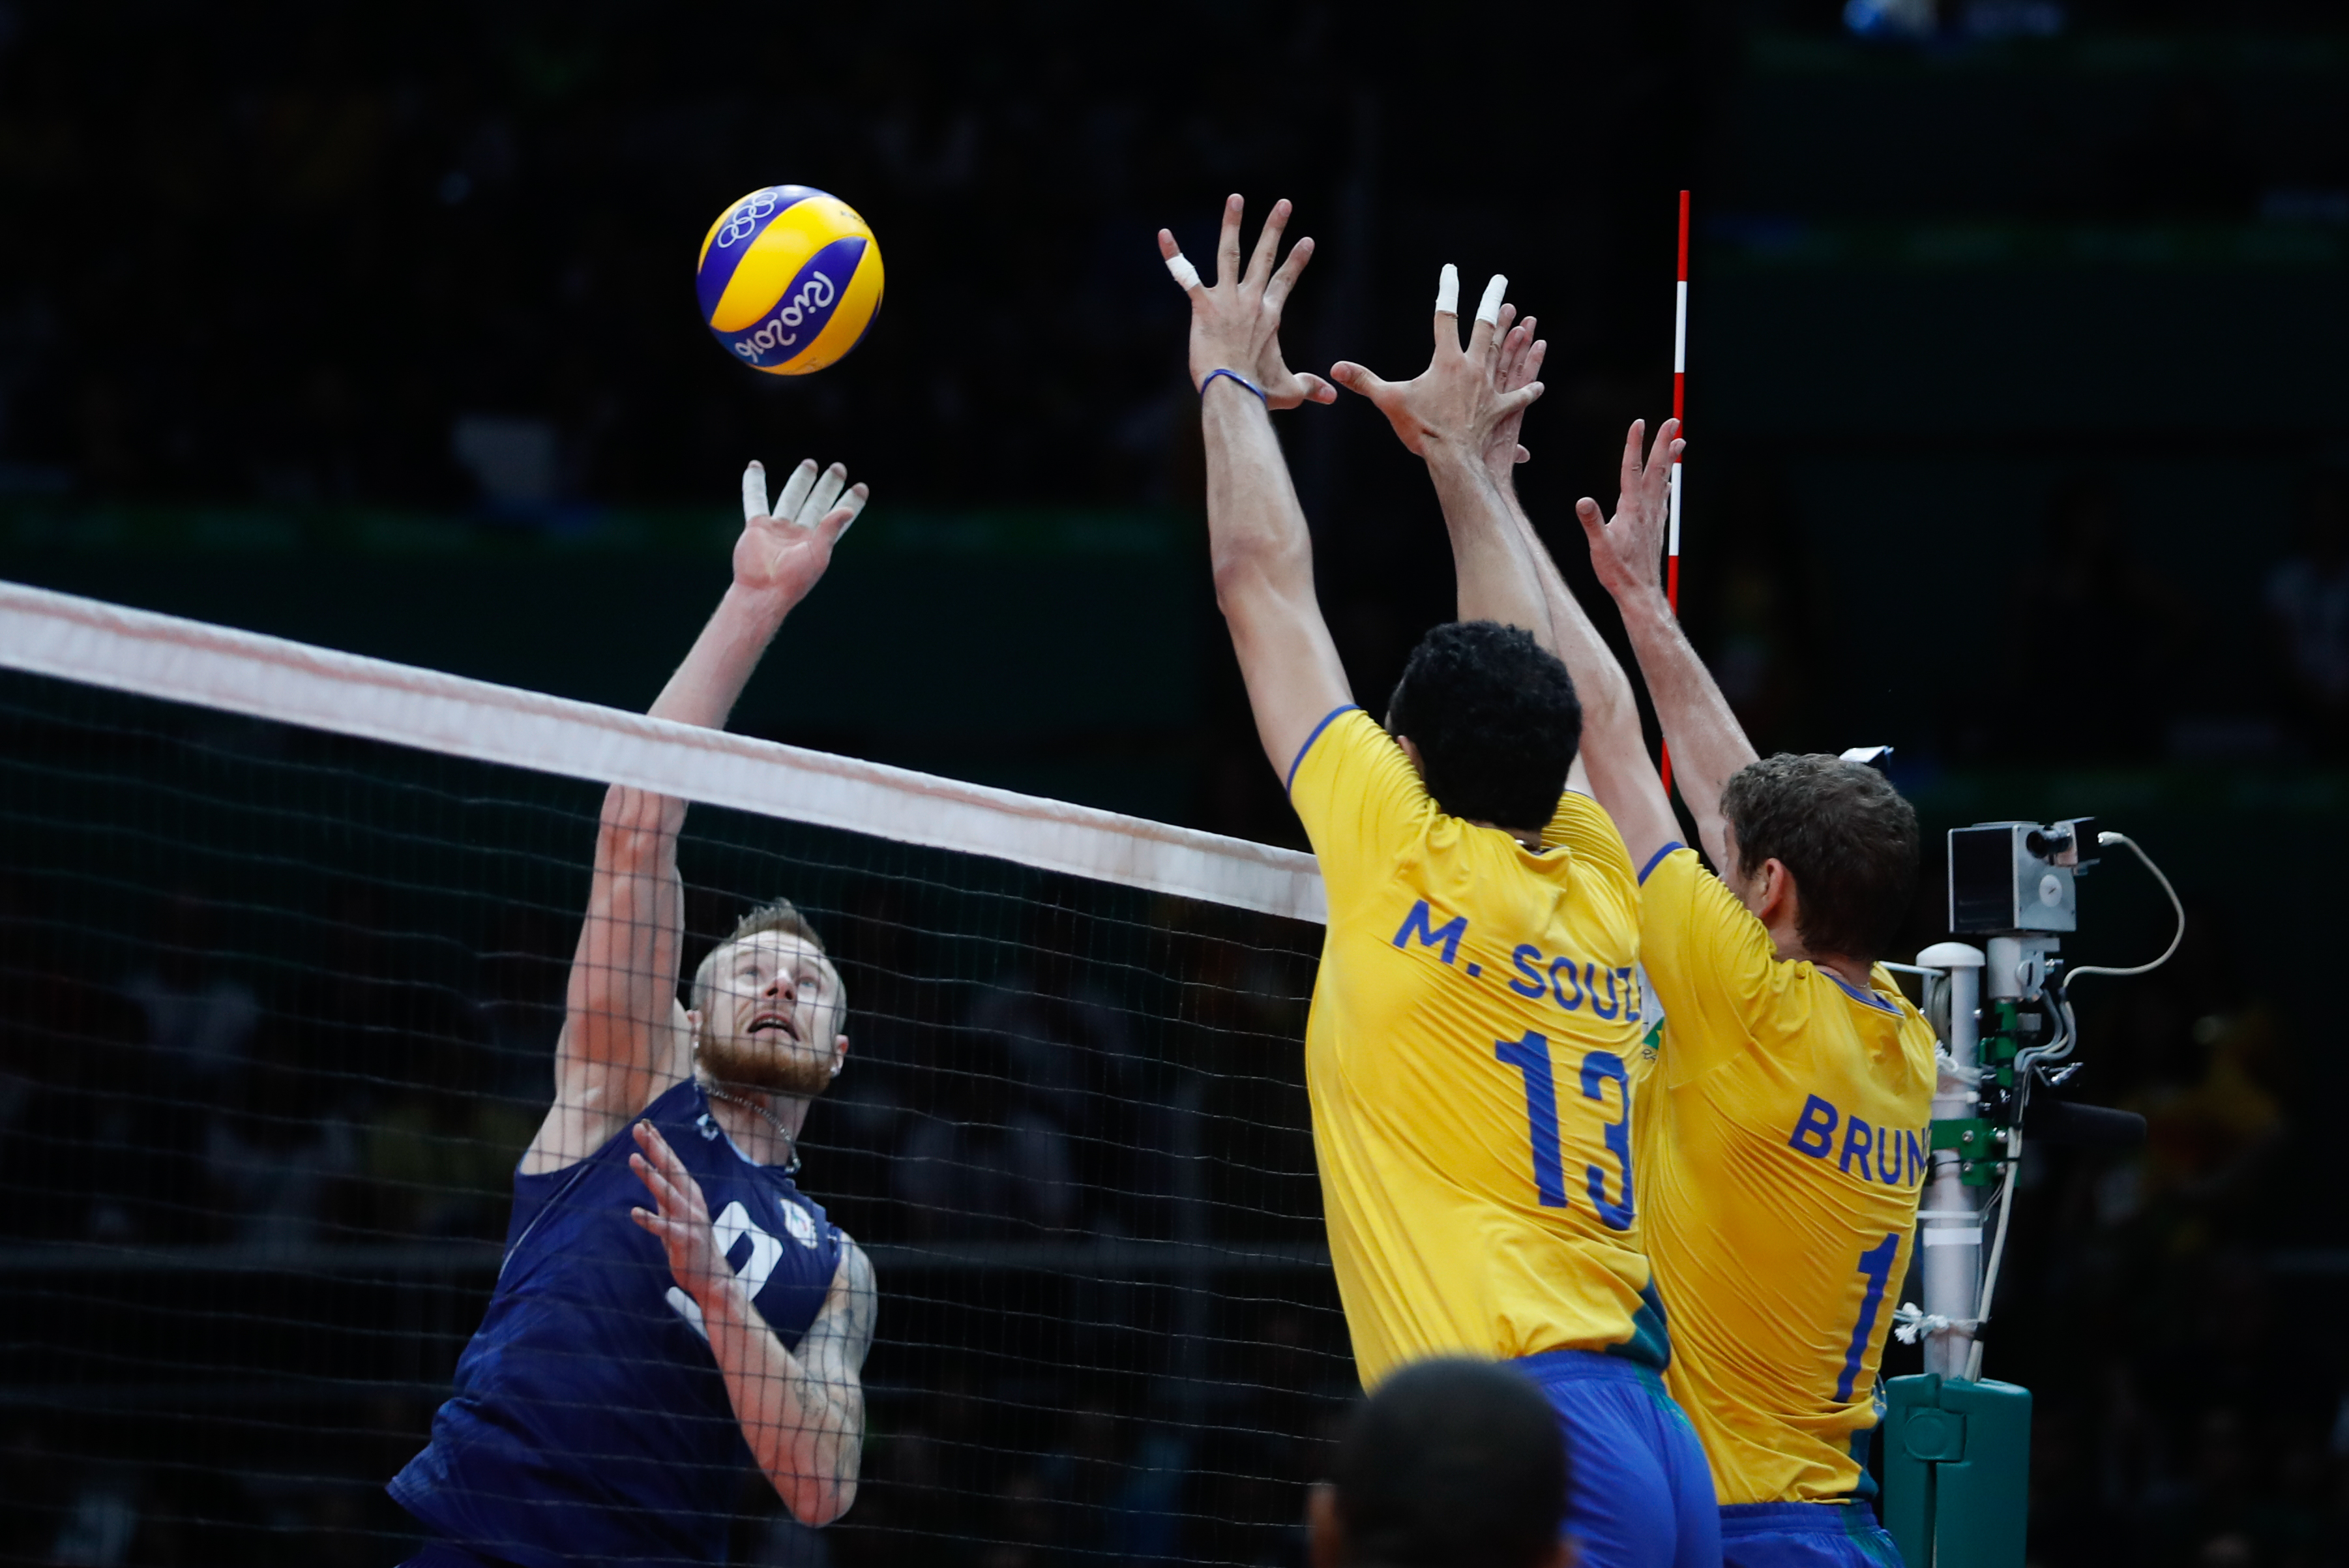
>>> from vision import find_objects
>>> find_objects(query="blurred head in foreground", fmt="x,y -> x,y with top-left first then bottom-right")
1310,1358 -> 1572,1568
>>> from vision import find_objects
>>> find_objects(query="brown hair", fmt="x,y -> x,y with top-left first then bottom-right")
690,898 -> 838,1018
1720,754 -> 1919,964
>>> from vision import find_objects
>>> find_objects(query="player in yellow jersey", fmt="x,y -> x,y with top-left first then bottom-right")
1159,196 -> 1719,1568
1363,301 -> 1932,1568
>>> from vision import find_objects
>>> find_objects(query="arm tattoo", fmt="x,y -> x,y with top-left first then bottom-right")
801,1239 -> 877,1427
771,1237 -> 876,1510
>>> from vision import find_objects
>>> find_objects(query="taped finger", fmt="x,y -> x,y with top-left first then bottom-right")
741,462 -> 770,524
831,483 -> 871,537
1436,263 -> 1459,316
801,464 -> 848,527
774,459 -> 819,524
1476,274 -> 1508,327
1165,251 -> 1202,291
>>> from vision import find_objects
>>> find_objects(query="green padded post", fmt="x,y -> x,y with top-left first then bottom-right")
1882,1374 -> 1950,1568
1878,1374 -> 2031,1568
1936,1379 -> 2031,1568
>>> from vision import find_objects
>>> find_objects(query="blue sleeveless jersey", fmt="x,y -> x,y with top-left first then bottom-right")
391,1080 -> 844,1567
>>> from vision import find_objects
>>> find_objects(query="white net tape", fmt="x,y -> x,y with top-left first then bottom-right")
0,580 -> 1326,925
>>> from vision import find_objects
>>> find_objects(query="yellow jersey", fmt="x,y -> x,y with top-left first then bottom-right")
1631,845 -> 1936,1504
1288,707 -> 1662,1389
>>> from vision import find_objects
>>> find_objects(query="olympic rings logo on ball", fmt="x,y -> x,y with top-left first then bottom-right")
732,271 -> 838,361
715,190 -> 783,249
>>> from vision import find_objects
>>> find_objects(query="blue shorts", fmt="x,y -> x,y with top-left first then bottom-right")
1513,1350 -> 1722,1568
1720,1501 -> 1903,1568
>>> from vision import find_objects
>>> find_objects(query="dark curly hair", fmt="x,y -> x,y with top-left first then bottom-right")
1720,754 -> 1919,962
1386,621 -> 1581,832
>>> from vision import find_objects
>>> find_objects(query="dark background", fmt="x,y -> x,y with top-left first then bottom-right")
0,0 -> 2344,1563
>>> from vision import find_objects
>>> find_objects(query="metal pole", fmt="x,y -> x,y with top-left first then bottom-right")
1916,941 -> 1983,1379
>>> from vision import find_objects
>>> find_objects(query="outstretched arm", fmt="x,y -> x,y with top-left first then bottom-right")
1475,318 -> 1679,865
525,463 -> 869,1172
1330,270 -> 1552,640
1578,423 -> 1754,869
1160,196 -> 1352,777
631,1121 -> 876,1526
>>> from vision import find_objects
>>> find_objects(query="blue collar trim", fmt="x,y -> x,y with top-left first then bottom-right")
1285,704 -> 1360,794
1824,968 -> 1900,1014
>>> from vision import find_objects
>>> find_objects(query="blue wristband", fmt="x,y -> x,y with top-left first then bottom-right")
1199,368 -> 1268,404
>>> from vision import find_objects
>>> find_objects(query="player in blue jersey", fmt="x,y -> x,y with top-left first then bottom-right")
390,458 -> 880,1568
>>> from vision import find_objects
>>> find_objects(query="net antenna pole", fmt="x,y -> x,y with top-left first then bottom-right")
1914,941 -> 1986,1380
1661,189 -> 1689,795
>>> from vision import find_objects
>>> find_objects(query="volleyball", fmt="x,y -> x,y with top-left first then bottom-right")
695,185 -> 884,376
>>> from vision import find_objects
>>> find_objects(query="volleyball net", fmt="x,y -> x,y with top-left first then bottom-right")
0,582 -> 1348,1566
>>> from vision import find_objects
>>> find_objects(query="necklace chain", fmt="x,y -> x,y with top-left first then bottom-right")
703,1084 -> 800,1173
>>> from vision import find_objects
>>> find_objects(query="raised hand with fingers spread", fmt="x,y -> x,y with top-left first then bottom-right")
1576,419 -> 1685,608
1331,265 -> 1543,458
733,457 -> 869,603
1159,195 -> 1336,410
1150,195 -> 1352,782
1333,266 -> 1553,639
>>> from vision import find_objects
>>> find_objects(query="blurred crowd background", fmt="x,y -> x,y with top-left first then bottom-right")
0,0 -> 2344,1563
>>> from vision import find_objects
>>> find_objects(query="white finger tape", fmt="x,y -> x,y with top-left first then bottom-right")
1436,263 -> 1458,316
1166,253 -> 1201,291
1476,274 -> 1508,326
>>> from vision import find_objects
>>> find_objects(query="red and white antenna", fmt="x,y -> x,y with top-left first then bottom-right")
1669,188 -> 1688,612
1662,190 -> 1690,795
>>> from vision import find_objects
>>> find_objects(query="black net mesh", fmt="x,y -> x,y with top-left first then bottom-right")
0,666 -> 1353,1567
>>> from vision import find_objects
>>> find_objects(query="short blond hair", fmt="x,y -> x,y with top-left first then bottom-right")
690,898 -> 842,1018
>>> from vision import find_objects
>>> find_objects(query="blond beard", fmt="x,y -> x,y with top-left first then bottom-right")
696,1032 -> 836,1099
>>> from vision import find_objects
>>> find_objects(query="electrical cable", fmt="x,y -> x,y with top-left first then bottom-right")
2060,832 -> 2185,988
2022,831 -> 2178,1083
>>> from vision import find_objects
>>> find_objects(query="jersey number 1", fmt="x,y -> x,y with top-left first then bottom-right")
1496,1031 -> 1635,1230
1835,1232 -> 1900,1402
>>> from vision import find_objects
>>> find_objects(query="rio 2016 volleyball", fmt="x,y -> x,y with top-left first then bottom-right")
696,185 -> 884,376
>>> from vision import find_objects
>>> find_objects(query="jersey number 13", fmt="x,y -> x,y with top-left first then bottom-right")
1496,1030 -> 1635,1230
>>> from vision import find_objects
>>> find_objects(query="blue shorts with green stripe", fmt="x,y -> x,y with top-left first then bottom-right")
1511,1350 -> 1722,1568
1719,1501 -> 1904,1568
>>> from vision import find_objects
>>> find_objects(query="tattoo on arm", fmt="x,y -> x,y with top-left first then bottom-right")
801,1238 -> 877,1443
775,1237 -> 876,1516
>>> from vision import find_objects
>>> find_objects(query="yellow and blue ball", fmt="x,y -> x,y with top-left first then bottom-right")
695,186 -> 884,376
